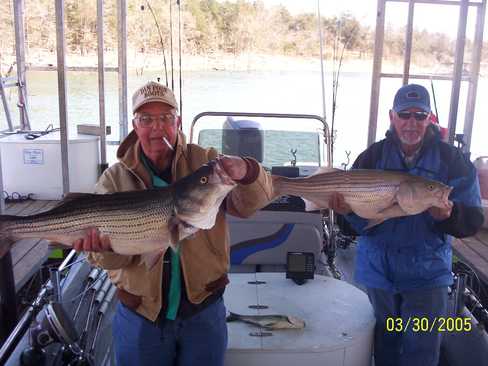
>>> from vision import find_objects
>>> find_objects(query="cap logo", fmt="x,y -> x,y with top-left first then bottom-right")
139,84 -> 168,99
406,91 -> 420,99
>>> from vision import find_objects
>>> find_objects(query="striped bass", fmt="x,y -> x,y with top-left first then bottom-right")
272,168 -> 452,228
0,160 -> 236,265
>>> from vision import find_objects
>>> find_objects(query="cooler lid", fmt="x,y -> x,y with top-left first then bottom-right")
225,273 -> 375,352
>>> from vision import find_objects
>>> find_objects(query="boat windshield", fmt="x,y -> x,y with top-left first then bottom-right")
195,116 -> 325,170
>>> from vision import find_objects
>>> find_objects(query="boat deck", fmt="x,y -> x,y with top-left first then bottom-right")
453,228 -> 488,285
4,199 -> 59,291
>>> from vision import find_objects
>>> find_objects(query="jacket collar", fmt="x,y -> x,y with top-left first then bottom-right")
116,129 -> 188,187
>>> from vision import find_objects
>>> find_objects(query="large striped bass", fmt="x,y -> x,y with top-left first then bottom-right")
0,160 -> 237,265
272,168 -> 452,228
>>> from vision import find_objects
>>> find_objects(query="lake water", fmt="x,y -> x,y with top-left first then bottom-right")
1,69 -> 487,167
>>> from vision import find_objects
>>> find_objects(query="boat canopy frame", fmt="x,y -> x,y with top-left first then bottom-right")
368,0 -> 487,153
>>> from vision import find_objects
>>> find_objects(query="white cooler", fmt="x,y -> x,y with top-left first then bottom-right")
0,132 -> 99,200
224,273 -> 375,366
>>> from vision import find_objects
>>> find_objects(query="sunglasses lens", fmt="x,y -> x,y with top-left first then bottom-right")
398,112 -> 411,120
398,111 -> 428,121
414,112 -> 429,121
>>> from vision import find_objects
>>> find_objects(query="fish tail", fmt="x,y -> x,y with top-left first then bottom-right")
0,215 -> 15,258
226,311 -> 240,322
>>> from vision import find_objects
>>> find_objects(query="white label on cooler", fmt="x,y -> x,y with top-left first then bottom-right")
23,148 -> 44,165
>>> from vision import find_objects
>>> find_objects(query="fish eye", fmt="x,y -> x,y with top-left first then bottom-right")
200,176 -> 208,184
428,184 -> 434,190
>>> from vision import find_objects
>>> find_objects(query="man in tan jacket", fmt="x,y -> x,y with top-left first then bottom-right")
74,81 -> 274,366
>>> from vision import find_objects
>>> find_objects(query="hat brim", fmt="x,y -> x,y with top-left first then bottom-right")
393,102 -> 431,113
133,97 -> 178,113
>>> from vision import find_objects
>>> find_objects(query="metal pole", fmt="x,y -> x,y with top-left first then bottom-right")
402,0 -> 415,85
447,0 -> 469,145
0,252 -> 17,343
463,0 -> 486,153
117,0 -> 129,140
367,0 -> 386,146
0,77 -> 14,131
97,0 -> 108,173
12,0 -> 30,130
317,0 -> 328,151
55,0 -> 70,195
0,143 -> 5,215
49,268 -> 62,302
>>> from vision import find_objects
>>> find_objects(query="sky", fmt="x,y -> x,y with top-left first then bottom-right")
260,0 -> 487,41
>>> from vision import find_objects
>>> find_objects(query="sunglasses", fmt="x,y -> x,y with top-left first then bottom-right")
397,111 -> 429,121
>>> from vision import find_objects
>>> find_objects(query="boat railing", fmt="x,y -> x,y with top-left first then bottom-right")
190,111 -> 332,169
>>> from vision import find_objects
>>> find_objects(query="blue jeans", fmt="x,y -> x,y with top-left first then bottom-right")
112,298 -> 228,366
367,287 -> 448,366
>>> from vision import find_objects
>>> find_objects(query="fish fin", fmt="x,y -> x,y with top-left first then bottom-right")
396,182 -> 419,214
375,203 -> 408,219
303,197 -> 329,211
271,175 -> 284,199
309,166 -> 341,177
364,218 -> 386,230
50,192 -> 94,209
141,250 -> 164,270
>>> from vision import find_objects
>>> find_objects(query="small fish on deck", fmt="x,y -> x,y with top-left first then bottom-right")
0,160 -> 237,266
272,167 -> 453,228
226,312 -> 306,330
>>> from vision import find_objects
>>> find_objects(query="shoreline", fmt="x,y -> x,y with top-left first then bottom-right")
0,49 -> 459,75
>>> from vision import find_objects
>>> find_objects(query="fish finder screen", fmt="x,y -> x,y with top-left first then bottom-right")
288,254 -> 306,272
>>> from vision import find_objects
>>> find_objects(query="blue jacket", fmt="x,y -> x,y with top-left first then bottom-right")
345,127 -> 484,291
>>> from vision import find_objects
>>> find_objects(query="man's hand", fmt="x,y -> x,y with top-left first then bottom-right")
217,155 -> 247,181
73,227 -> 112,252
428,201 -> 453,221
328,192 -> 353,215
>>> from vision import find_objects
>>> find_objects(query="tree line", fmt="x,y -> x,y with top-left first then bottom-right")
0,0 -> 486,69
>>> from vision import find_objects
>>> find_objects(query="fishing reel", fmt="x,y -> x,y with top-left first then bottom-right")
21,302 -> 81,366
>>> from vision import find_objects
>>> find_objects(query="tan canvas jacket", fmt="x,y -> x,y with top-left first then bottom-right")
87,130 -> 274,321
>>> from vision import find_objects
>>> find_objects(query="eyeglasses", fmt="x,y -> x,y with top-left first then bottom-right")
397,111 -> 429,121
135,113 -> 177,127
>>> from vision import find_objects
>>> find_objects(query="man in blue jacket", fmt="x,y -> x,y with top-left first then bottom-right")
330,84 -> 484,366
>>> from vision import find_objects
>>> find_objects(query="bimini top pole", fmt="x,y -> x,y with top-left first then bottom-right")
117,0 -> 129,140
316,0 -> 332,167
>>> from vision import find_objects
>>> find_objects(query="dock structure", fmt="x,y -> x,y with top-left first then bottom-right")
453,228 -> 488,286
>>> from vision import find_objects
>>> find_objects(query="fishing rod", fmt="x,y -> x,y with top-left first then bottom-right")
177,0 -> 183,122
169,0 -> 175,91
143,0 -> 169,87
430,77 -> 440,124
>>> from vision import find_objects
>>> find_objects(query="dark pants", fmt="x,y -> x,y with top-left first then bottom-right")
113,298 -> 228,366
367,286 -> 448,366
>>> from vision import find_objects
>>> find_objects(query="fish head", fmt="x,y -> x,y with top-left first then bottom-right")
410,178 -> 453,209
174,160 -> 237,229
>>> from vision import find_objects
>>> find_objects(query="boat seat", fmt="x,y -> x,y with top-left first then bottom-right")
227,210 -> 323,273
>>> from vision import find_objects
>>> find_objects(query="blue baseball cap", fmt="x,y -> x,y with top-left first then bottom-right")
392,84 -> 431,113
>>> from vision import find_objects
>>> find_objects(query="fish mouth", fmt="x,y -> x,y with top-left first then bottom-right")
438,185 -> 453,206
444,186 -> 453,202
211,159 -> 237,186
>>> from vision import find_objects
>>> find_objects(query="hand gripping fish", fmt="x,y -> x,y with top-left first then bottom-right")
0,160 -> 237,266
272,167 -> 453,228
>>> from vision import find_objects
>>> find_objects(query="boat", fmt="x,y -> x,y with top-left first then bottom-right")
1,1 -> 488,366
